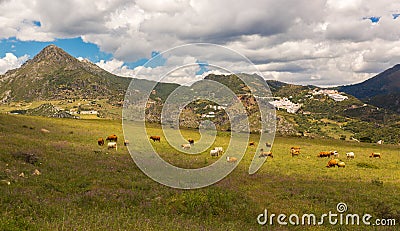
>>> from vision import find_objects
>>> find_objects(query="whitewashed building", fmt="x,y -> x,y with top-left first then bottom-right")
328,94 -> 348,102
312,88 -> 348,102
80,110 -> 98,115
269,98 -> 302,114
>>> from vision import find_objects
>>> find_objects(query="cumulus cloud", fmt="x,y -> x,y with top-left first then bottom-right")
95,56 -> 204,85
95,59 -> 139,77
1,0 -> 400,86
0,53 -> 29,74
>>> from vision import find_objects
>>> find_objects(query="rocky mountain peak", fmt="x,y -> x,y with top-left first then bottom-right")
28,44 -> 77,66
0,45 -> 131,103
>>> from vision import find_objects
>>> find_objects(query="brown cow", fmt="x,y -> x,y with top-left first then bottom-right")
326,159 -> 339,168
150,136 -> 161,142
188,138 -> 194,145
259,149 -> 273,158
318,151 -> 333,157
291,147 -> 301,157
226,156 -> 238,162
124,140 -> 129,146
369,153 -> 381,158
106,134 -> 118,142
98,138 -> 104,146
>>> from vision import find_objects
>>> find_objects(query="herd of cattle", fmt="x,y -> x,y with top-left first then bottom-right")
97,135 -> 382,167
292,146 -> 382,168
97,135 -> 129,151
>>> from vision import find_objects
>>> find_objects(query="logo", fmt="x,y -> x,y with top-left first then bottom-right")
257,202 -> 396,226
122,43 -> 276,189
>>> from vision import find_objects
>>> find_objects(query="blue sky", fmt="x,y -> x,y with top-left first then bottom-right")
0,37 -> 172,70
1,37 -> 114,64
0,36 -> 206,77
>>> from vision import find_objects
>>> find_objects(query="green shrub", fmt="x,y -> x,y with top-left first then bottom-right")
356,162 -> 379,169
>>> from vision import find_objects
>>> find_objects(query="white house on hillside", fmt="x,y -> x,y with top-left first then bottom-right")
328,94 -> 348,102
79,110 -> 98,115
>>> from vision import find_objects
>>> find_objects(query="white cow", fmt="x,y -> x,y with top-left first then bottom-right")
346,152 -> 355,159
181,144 -> 191,150
210,149 -> 219,157
107,142 -> 117,150
214,147 -> 224,155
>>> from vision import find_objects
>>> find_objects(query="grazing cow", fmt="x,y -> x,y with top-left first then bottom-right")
150,136 -> 161,142
33,169 -> 41,175
318,151 -> 334,157
107,142 -> 117,150
351,137 -> 360,142
291,147 -> 301,157
249,141 -> 255,146
210,149 -> 219,157
226,156 -> 238,162
332,151 -> 339,158
214,147 -> 224,155
377,140 -> 384,145
259,149 -> 273,158
326,159 -> 339,168
40,128 -> 50,133
346,152 -> 355,159
0,180 -> 11,185
181,144 -> 191,150
188,138 -> 194,145
337,161 -> 346,168
106,134 -> 118,142
124,140 -> 129,146
98,138 -> 105,146
369,153 -> 381,158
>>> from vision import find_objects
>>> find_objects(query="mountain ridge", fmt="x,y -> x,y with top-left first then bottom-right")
0,44 -> 131,103
0,45 -> 399,143
339,64 -> 400,113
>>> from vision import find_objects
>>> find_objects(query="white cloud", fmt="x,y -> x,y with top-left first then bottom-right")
95,58 -> 203,85
0,53 -> 29,74
95,59 -> 138,77
327,0 -> 362,11
2,0 -> 400,86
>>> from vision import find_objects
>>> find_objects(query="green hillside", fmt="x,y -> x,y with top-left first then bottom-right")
261,80 -> 400,143
1,113 -> 399,230
340,64 -> 400,113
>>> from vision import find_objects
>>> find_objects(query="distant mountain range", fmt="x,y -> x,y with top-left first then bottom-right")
339,64 -> 400,113
0,45 -> 399,143
2,44 -> 399,114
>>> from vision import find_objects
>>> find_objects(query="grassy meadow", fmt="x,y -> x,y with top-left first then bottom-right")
0,113 -> 399,230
